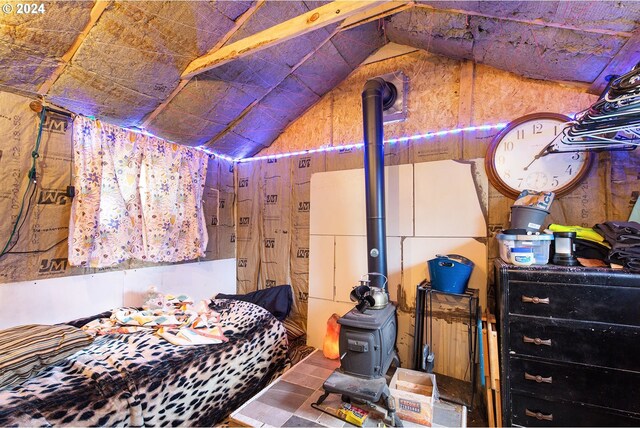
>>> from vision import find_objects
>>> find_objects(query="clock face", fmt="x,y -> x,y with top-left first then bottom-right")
486,113 -> 593,199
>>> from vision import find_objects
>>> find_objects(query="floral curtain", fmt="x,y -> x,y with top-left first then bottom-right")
69,116 -> 208,268
140,137 -> 208,262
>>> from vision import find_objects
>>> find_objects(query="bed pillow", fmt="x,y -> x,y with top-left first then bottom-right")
0,324 -> 94,389
65,310 -> 114,328
215,284 -> 293,321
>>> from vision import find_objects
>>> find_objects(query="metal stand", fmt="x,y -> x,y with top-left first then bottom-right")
413,281 -> 479,410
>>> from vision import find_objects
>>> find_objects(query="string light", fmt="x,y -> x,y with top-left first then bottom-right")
235,122 -> 508,163
82,116 -> 509,164
118,125 -> 238,162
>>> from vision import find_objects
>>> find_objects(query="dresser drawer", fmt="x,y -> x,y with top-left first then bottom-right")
509,280 -> 640,326
504,264 -> 640,287
511,393 -> 640,427
509,357 -> 640,414
509,316 -> 640,371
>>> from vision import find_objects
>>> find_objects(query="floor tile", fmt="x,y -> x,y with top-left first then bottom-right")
293,389 -> 325,423
239,400 -> 292,427
282,415 -> 324,427
285,362 -> 335,380
305,351 -> 341,370
282,370 -> 327,390
257,381 -> 315,413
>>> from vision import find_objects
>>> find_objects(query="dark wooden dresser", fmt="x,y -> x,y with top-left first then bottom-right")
495,259 -> 640,426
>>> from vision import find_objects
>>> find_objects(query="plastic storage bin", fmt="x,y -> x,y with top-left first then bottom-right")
496,233 -> 554,265
427,254 -> 474,294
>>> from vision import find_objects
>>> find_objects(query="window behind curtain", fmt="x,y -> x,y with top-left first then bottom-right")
69,116 -> 208,268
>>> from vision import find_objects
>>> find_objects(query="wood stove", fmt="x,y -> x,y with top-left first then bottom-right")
315,77 -> 402,426
338,303 -> 398,379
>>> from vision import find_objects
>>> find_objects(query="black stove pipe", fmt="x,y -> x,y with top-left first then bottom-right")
362,78 -> 395,292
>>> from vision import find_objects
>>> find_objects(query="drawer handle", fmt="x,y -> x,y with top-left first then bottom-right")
521,295 -> 549,304
525,409 -> 553,421
524,372 -> 553,384
523,335 -> 552,346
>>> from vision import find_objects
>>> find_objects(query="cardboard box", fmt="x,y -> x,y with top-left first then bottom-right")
389,368 -> 438,426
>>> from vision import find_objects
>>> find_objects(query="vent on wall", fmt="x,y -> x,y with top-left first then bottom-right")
379,71 -> 408,124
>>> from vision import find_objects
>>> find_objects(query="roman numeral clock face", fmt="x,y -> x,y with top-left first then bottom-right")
485,113 -> 593,199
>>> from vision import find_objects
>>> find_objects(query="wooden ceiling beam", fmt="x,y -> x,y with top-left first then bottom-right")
589,30 -> 640,96
141,0 -> 265,128
339,1 -> 413,30
181,0 -> 389,80
38,0 -> 112,96
415,4 -> 634,38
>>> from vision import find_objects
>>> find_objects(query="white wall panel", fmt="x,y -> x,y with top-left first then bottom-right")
335,236 -> 368,303
414,160 -> 487,237
123,258 -> 237,306
308,159 -> 489,360
0,271 -> 123,329
0,259 -> 236,329
385,164 -> 414,237
402,237 -> 487,308
310,165 -> 413,237
387,237 -> 402,303
334,236 -> 402,304
308,235 -> 335,300
310,169 -> 366,236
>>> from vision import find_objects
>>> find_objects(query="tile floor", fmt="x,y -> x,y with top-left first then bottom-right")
230,351 -> 467,427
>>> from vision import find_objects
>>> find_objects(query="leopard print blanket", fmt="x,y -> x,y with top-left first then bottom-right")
0,299 -> 289,426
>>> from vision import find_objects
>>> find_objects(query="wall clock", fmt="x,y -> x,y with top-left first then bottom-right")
485,112 -> 593,199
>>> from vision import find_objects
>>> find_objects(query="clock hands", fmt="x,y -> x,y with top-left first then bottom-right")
523,134 -> 562,171
523,148 -> 547,170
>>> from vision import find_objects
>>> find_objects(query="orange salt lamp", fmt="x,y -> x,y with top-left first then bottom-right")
323,313 -> 341,359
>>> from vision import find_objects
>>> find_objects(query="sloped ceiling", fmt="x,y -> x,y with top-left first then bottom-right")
1,1 -> 639,158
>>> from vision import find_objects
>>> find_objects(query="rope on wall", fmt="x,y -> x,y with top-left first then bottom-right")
0,107 -> 46,258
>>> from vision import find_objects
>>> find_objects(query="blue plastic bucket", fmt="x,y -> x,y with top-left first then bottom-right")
427,254 -> 474,294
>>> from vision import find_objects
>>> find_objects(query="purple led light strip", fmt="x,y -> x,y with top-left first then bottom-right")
131,122 -> 509,163
234,122 -> 508,163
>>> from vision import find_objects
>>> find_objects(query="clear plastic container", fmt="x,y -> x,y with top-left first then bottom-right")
496,233 -> 554,265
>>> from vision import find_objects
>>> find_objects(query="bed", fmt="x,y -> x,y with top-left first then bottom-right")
0,299 -> 290,427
